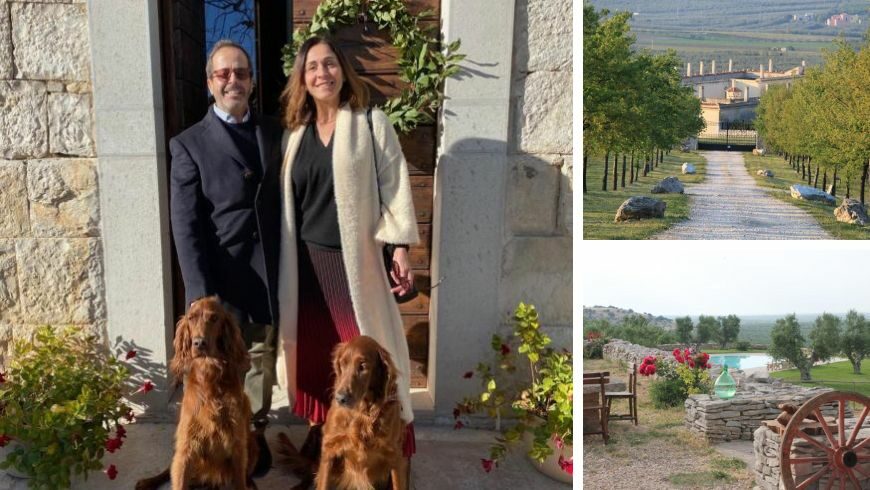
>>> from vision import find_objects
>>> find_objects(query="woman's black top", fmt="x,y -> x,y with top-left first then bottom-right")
292,123 -> 342,249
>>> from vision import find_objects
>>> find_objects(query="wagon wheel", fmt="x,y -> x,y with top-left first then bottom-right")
780,391 -> 870,490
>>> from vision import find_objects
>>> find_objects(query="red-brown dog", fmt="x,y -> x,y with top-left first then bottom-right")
136,297 -> 258,490
315,335 -> 408,490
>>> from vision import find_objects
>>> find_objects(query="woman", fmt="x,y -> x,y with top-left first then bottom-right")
276,36 -> 419,465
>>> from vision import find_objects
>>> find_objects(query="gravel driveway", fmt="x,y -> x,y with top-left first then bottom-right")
653,151 -> 831,240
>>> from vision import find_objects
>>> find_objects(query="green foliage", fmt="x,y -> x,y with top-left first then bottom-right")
675,363 -> 713,395
281,0 -> 465,133
735,340 -> 753,351
600,314 -> 674,347
695,315 -> 720,345
841,310 -> 870,374
809,312 -> 842,363
455,303 -> 572,470
0,326 -> 133,489
649,378 -> 686,408
675,316 -> 694,344
717,315 -> 741,349
768,314 -> 813,380
583,336 -> 608,359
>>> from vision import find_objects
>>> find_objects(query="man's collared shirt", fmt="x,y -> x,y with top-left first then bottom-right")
213,104 -> 251,124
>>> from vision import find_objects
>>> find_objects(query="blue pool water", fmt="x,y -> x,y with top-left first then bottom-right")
709,353 -> 772,370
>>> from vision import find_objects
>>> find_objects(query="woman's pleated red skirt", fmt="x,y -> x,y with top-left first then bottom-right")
294,242 -> 415,457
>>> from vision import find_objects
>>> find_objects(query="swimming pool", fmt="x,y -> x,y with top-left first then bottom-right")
709,353 -> 772,370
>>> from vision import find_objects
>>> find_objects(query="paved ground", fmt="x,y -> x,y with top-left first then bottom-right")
654,151 -> 831,239
0,423 -> 571,489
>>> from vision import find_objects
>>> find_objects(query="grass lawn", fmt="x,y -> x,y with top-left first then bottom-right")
583,358 -> 754,488
583,151 -> 707,240
770,360 -> 870,397
743,153 -> 870,239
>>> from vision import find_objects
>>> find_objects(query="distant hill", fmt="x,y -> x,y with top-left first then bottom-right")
583,305 -> 675,330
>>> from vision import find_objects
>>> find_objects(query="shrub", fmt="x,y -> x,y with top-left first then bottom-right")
735,340 -> 752,351
583,337 -> 607,359
649,378 -> 687,408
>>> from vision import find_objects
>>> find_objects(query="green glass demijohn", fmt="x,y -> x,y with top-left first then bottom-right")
714,365 -> 737,399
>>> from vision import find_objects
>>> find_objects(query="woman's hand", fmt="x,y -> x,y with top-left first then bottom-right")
389,246 -> 414,296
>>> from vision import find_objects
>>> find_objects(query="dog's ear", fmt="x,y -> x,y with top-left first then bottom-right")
218,308 -> 250,374
170,314 -> 192,381
331,341 -> 349,377
373,344 -> 397,401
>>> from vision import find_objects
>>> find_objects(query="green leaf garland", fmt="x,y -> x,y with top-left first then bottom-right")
281,0 -> 465,133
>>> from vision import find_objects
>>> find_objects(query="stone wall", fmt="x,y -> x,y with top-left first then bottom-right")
754,421 -> 870,489
501,0 -> 572,345
603,339 -> 675,366
0,0 -> 104,366
685,383 -> 836,443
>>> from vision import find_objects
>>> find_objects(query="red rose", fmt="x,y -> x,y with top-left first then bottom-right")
481,459 -> 495,473
116,425 -> 127,439
105,437 -> 123,453
0,434 -> 11,447
123,409 -> 136,422
125,350 -> 137,360
647,364 -> 656,375
137,380 -> 155,394
104,464 -> 118,480
552,434 -> 564,450
639,364 -> 648,375
463,371 -> 473,379
684,348 -> 691,360
454,420 -> 465,430
688,359 -> 695,368
500,344 -> 511,356
558,455 -> 573,475
673,349 -> 683,363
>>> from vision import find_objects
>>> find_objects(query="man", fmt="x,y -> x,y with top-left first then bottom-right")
169,40 -> 282,469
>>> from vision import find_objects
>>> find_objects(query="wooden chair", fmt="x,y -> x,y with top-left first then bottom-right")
606,363 -> 638,426
583,371 -> 610,443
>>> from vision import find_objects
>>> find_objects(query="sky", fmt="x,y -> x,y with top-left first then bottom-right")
581,242 -> 870,317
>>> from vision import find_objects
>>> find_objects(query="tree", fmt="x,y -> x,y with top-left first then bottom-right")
717,315 -> 741,349
675,316 -> 694,345
808,313 -> 842,363
841,310 -> 870,374
768,314 -> 812,381
695,315 -> 720,348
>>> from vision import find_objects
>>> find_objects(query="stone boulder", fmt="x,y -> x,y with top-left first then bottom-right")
681,162 -> 696,174
615,196 -> 666,222
651,176 -> 684,194
790,184 -> 835,205
834,198 -> 869,226
756,169 -> 774,177
752,148 -> 765,156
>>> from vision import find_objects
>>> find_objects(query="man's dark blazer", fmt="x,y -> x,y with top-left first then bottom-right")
169,107 -> 283,325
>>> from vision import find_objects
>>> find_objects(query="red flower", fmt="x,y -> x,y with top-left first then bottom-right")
137,380 -> 155,394
125,349 -> 137,360
586,331 -> 601,340
123,409 -> 136,422
116,425 -> 127,439
105,437 -> 123,453
481,459 -> 495,473
463,371 -> 473,379
684,348 -> 691,360
500,344 -> 511,356
0,434 -> 11,447
104,464 -> 118,480
646,364 -> 656,375
672,348 -> 683,363
454,420 -> 465,430
552,434 -> 564,450
558,455 -> 573,475
688,359 -> 695,368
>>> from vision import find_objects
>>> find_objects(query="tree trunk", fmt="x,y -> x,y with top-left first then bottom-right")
643,155 -> 650,177
602,151 -> 610,191
807,160 -> 813,185
799,365 -> 812,381
846,178 -> 851,199
621,154 -> 627,188
852,358 -> 862,375
861,160 -> 868,205
583,154 -> 588,194
630,154 -> 635,183
801,156 -> 806,180
823,170 -> 828,193
612,152 -> 619,190
813,163 -> 820,188
832,167 -> 838,197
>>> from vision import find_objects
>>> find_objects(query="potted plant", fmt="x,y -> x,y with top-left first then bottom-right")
454,303 -> 573,482
0,325 -> 150,488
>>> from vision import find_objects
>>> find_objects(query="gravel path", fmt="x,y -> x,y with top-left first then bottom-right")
654,151 -> 831,240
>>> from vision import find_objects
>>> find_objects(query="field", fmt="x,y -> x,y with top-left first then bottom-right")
589,0 -> 867,69
771,360 -> 870,397
743,153 -> 870,240
583,151 -> 707,240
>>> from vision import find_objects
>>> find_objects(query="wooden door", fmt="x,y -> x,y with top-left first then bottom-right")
291,0 -> 440,388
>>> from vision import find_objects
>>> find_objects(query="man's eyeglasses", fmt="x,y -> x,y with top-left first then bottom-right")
210,68 -> 252,81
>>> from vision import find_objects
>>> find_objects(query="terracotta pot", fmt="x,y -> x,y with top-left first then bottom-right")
523,432 -> 573,484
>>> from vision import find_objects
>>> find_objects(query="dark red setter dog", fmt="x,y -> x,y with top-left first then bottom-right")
314,335 -> 408,490
136,297 -> 259,490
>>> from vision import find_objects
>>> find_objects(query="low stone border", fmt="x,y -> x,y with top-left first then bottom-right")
602,339 -> 675,366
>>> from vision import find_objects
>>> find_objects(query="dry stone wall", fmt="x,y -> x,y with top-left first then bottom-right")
0,0 -> 103,367
501,0 -> 572,345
